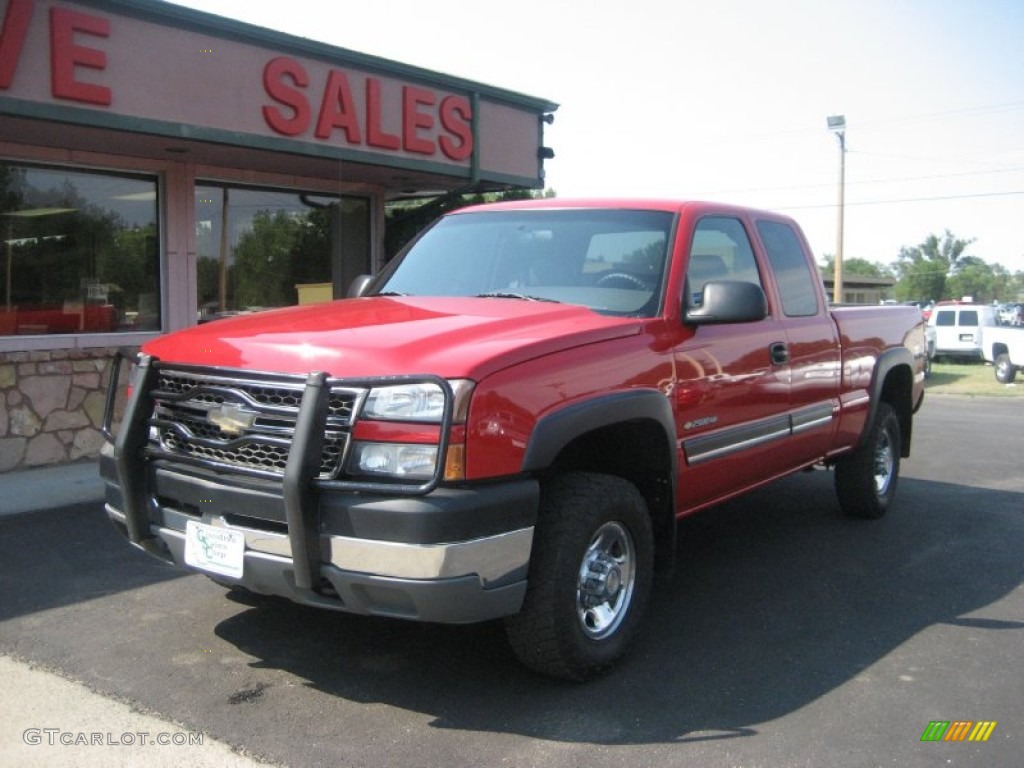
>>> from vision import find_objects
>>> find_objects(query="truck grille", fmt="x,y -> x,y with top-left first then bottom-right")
146,368 -> 363,479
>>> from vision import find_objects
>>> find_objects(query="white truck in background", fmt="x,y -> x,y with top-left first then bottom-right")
982,324 -> 1024,383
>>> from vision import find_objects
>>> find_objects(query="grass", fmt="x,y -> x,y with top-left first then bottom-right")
925,359 -> 1022,397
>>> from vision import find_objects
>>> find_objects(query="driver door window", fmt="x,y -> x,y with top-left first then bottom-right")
686,217 -> 764,306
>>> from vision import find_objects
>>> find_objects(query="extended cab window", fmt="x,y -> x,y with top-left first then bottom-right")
756,219 -> 819,317
687,217 -> 763,307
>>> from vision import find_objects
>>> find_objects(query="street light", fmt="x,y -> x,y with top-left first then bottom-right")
826,115 -> 846,304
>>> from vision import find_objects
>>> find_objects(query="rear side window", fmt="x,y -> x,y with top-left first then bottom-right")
756,220 -> 819,317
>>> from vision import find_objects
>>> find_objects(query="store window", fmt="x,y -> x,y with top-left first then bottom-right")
1,163 -> 160,337
195,185 -> 369,322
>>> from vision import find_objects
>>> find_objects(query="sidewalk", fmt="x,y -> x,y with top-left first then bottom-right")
0,461 -> 105,517
0,463 -> 277,767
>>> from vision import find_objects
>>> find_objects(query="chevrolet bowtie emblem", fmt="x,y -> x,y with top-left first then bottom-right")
207,403 -> 257,435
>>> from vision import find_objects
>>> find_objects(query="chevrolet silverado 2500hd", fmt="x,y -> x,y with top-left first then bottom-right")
101,199 -> 927,680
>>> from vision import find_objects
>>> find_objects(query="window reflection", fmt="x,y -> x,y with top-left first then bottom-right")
1,163 -> 160,336
195,185 -> 369,322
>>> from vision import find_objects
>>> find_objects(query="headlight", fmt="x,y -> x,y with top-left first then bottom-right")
349,442 -> 438,479
362,380 -> 474,422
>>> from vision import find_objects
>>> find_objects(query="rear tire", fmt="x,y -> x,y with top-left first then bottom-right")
835,402 -> 901,519
994,353 -> 1017,384
505,472 -> 654,681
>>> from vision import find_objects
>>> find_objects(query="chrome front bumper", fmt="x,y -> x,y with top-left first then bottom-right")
106,500 -> 532,622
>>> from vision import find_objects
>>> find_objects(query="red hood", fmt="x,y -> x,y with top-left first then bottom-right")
143,297 -> 640,379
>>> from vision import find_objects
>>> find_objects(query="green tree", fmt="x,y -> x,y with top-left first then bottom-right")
98,224 -> 159,321
893,258 -> 946,302
945,256 -> 999,303
819,254 -> 892,278
1006,270 -> 1024,301
891,230 -> 976,301
233,210 -> 303,308
232,208 -> 332,309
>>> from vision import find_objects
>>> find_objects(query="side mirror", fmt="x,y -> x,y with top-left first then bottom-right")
685,280 -> 768,325
347,274 -> 374,298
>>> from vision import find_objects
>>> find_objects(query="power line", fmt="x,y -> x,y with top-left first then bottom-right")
693,99 -> 1024,148
854,101 -> 1024,131
699,165 -> 1024,197
778,189 -> 1024,211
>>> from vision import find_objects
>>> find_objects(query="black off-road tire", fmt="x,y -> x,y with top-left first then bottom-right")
504,472 -> 654,682
994,353 -> 1017,384
835,402 -> 901,519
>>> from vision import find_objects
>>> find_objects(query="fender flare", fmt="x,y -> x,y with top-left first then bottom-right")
521,389 -> 678,479
861,346 -> 916,454
520,389 -> 679,576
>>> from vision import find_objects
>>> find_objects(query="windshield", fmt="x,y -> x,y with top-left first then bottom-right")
376,209 -> 674,317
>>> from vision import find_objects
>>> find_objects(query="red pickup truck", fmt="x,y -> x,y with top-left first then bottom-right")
101,199 -> 926,680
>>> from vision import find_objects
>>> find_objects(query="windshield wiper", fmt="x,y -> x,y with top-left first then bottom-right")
474,291 -> 560,303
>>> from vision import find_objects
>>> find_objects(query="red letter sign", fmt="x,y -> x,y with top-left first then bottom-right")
439,95 -> 473,161
0,0 -> 33,89
402,86 -> 435,155
262,57 -> 310,136
365,78 -> 399,150
49,7 -> 111,105
314,70 -> 361,143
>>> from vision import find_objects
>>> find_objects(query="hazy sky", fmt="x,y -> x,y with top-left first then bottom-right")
169,0 -> 1024,273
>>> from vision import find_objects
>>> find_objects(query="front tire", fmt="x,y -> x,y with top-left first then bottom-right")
994,353 -> 1017,384
834,402 -> 901,519
505,472 -> 654,681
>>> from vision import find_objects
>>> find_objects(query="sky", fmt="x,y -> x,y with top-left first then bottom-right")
168,0 -> 1024,273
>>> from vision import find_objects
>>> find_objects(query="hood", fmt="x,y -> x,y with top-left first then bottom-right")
143,296 -> 640,379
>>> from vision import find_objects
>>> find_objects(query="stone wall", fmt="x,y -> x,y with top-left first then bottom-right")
0,347 -> 134,473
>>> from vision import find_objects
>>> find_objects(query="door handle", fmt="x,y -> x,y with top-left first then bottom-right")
770,342 -> 789,365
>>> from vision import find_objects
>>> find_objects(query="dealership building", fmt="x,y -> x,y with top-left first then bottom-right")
0,0 -> 556,471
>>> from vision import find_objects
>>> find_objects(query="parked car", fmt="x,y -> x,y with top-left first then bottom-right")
997,303 -> 1024,327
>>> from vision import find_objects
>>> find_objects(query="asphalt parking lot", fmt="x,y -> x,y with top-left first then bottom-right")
0,394 -> 1021,767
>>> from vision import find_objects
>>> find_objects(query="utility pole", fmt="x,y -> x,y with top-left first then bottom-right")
827,115 -> 846,304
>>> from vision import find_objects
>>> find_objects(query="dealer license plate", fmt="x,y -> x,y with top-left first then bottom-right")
184,520 -> 245,579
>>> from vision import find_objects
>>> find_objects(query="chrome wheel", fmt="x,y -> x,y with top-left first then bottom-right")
873,427 -> 895,496
835,402 -> 901,519
505,472 -> 654,680
576,521 -> 636,640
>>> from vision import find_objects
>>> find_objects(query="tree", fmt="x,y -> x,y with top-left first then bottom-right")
819,254 -> 892,278
945,257 -> 999,303
893,258 -> 947,302
891,230 -> 976,302
232,208 -> 331,309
